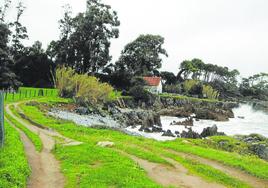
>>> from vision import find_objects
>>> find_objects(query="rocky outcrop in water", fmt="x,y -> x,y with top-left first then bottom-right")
107,105 -> 162,130
200,125 -> 225,137
251,101 -> 268,113
195,108 -> 234,121
181,128 -> 201,139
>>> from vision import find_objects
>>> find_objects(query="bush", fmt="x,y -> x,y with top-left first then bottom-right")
130,77 -> 147,87
56,67 -> 76,97
163,84 -> 182,94
202,85 -> 220,99
56,67 -> 114,105
183,80 -> 199,93
189,82 -> 203,96
129,85 -> 154,102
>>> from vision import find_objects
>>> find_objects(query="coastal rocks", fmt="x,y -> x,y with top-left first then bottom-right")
115,109 -> 162,130
250,144 -> 268,161
157,107 -> 193,117
200,125 -> 225,137
252,101 -> 268,113
194,108 -> 234,121
162,130 -> 176,137
234,134 -> 268,161
170,117 -> 193,126
181,128 -> 201,139
178,125 -> 224,139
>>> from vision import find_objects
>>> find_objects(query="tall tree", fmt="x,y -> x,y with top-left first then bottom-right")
115,34 -> 168,76
15,41 -> 55,88
0,0 -> 11,23
48,0 -> 120,74
0,23 -> 21,89
0,1 -> 21,89
11,1 -> 28,58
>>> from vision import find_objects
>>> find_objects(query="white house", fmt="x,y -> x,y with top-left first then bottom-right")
143,77 -> 163,94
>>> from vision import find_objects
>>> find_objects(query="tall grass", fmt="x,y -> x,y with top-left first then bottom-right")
0,121 -> 30,188
56,67 -> 114,105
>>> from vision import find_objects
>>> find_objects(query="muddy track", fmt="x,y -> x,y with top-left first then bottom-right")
167,149 -> 268,188
5,102 -> 82,188
117,150 -> 224,188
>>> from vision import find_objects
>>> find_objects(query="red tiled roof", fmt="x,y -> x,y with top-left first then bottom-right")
143,77 -> 161,86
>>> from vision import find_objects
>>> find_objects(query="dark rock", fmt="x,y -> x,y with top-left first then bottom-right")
170,117 -> 193,126
200,125 -> 226,137
152,126 -> 163,133
181,128 -> 201,139
250,144 -> 268,161
175,131 -> 180,137
195,108 -> 233,121
162,130 -> 176,137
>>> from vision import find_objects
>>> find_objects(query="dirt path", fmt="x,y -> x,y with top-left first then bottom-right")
5,103 -> 82,188
119,151 -> 225,188
167,149 -> 268,188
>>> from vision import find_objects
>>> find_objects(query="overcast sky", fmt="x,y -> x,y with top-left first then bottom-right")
6,0 -> 268,77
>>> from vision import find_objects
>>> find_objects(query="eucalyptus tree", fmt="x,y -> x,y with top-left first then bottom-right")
115,34 -> 168,76
11,1 -> 28,58
48,0 -> 120,74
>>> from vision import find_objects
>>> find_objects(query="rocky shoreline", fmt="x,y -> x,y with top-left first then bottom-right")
46,97 -> 238,139
33,98 -> 268,162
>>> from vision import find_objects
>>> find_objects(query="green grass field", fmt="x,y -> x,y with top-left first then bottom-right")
3,87 -> 58,103
0,121 -> 30,188
14,98 -> 268,187
2,89 -> 268,188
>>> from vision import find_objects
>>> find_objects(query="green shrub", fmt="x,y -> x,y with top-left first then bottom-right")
56,67 -> 114,105
202,85 -> 220,99
163,84 -> 182,94
129,85 -> 154,102
183,80 -> 199,93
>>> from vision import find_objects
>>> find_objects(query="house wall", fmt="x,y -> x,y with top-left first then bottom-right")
145,82 -> 162,94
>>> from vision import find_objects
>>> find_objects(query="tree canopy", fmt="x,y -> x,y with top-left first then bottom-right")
115,34 -> 168,76
48,0 -> 120,74
177,59 -> 240,84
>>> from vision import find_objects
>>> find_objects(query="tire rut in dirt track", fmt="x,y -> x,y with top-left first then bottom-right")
5,102 -> 82,188
118,150 -> 225,188
167,149 -> 268,188
5,118 -> 65,188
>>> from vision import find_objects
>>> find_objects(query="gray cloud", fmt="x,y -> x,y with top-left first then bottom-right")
8,0 -> 268,77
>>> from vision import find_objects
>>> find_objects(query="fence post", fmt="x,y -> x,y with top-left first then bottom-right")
0,92 -> 4,148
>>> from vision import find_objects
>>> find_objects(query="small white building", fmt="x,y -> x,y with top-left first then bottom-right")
143,77 -> 163,94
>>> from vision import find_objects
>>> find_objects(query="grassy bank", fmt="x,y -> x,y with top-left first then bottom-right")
0,121 -> 30,188
159,93 -> 219,103
16,98 -> 268,187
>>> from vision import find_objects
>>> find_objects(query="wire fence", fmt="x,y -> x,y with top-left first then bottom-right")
3,87 -> 59,102
0,87 -> 58,148
0,92 -> 4,148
